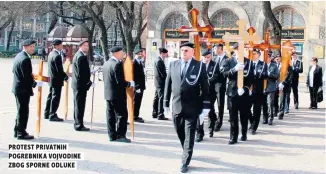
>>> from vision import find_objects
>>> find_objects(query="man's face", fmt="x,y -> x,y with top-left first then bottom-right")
216,46 -> 223,55
136,52 -> 143,59
24,44 -> 35,55
292,54 -> 297,60
180,46 -> 194,60
161,52 -> 168,59
113,50 -> 124,60
253,51 -> 260,60
55,44 -> 63,51
203,54 -> 212,63
275,57 -> 281,63
80,42 -> 89,53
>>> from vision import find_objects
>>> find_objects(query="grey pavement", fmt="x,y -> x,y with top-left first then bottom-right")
0,58 -> 325,174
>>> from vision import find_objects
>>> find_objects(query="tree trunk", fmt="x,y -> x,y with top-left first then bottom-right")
0,18 -> 12,37
262,1 -> 282,55
114,22 -> 118,46
118,16 -> 126,47
47,12 -> 58,34
125,27 -> 134,59
87,22 -> 96,62
6,19 -> 15,51
100,28 -> 109,61
201,1 -> 211,26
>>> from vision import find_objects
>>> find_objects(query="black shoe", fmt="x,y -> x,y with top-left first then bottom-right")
209,132 -> 213,138
75,126 -> 90,131
196,136 -> 203,142
268,120 -> 273,125
228,139 -> 237,145
116,137 -> 131,143
109,136 -> 117,142
158,116 -> 169,120
312,106 -> 317,109
44,115 -> 49,119
152,115 -> 158,119
262,120 -> 268,124
240,135 -> 247,141
214,124 -> 221,132
285,111 -> 289,114
295,104 -> 298,109
277,112 -> 284,120
248,124 -> 253,130
251,130 -> 256,135
180,164 -> 188,173
17,133 -> 34,140
134,117 -> 145,123
49,116 -> 64,122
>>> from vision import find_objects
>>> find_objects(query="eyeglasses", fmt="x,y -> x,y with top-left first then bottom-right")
181,49 -> 190,52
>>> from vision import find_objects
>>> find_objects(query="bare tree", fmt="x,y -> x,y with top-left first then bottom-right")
262,1 -> 282,54
108,1 -> 148,58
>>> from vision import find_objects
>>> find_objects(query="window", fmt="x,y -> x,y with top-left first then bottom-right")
0,37 -> 4,46
163,13 -> 189,30
211,9 -> 239,28
36,23 -> 45,32
10,36 -> 16,46
273,7 -> 305,28
23,22 -> 32,31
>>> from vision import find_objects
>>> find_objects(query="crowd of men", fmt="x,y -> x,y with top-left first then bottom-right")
12,38 -> 305,173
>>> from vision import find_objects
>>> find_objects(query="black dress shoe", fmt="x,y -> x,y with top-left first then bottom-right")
158,116 -> 169,120
49,116 -> 64,122
196,136 -> 203,142
152,115 -> 158,119
17,133 -> 34,140
240,135 -> 247,141
262,120 -> 268,124
295,105 -> 298,109
214,124 -> 221,132
209,133 -> 213,138
134,117 -> 145,123
285,111 -> 289,114
268,120 -> 273,125
116,137 -> 131,143
180,164 -> 188,173
109,136 -> 117,141
251,130 -> 256,135
44,115 -> 49,119
228,139 -> 237,145
76,126 -> 90,131
14,131 -> 17,138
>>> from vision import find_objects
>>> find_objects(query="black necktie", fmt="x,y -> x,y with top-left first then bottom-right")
181,61 -> 188,79
253,62 -> 256,69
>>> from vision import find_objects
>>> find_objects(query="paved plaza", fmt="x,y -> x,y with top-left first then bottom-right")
0,59 -> 325,174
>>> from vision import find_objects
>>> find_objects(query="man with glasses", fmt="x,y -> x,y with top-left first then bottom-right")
164,42 -> 210,173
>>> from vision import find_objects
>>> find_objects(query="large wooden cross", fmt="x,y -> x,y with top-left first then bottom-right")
178,8 -> 213,61
32,60 -> 49,137
280,40 -> 295,84
63,59 -> 72,120
222,19 -> 261,89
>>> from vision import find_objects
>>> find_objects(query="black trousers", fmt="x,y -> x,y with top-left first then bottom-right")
263,92 -> 276,121
134,90 -> 144,118
173,112 -> 197,165
278,89 -> 290,115
44,86 -> 62,119
152,87 -> 164,117
309,87 -> 318,107
290,81 -> 299,106
106,100 -> 128,139
249,93 -> 264,131
73,89 -> 87,130
215,84 -> 226,128
274,89 -> 279,117
228,94 -> 249,140
14,94 -> 31,134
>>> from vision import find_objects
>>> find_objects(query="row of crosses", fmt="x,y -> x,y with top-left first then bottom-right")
178,8 -> 295,90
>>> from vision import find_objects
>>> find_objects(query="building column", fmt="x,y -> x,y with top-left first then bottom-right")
33,16 -> 36,38
4,27 -> 8,51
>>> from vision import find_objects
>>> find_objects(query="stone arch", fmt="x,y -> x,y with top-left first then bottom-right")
208,2 -> 250,28
255,2 -> 309,38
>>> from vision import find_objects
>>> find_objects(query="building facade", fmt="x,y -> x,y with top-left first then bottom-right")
146,1 -> 325,79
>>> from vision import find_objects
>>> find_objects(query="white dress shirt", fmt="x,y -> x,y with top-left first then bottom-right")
309,66 -> 316,87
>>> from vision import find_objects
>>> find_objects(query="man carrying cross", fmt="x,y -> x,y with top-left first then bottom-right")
221,43 -> 254,144
44,39 -> 68,122
12,39 -> 42,140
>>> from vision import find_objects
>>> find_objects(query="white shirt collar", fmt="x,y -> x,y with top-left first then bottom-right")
54,49 -> 61,54
111,56 -> 119,62
79,49 -> 86,56
23,50 -> 31,58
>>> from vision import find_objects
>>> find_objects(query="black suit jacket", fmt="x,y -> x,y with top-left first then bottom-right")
252,60 -> 268,94
205,60 -> 218,93
71,51 -> 92,91
47,50 -> 68,88
306,65 -> 323,88
279,65 -> 293,92
213,55 -> 228,85
291,59 -> 303,85
154,57 -> 166,88
103,58 -> 131,101
164,58 -> 210,117
12,51 -> 37,96
133,58 -> 146,90
265,62 -> 280,93
221,57 -> 254,97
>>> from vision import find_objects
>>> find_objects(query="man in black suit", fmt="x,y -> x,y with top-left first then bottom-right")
164,42 -> 210,173
44,39 -> 68,122
152,48 -> 169,120
277,61 -> 293,120
221,43 -> 254,144
12,39 -> 40,140
306,57 -> 323,109
103,46 -> 135,143
248,49 -> 267,135
213,44 -> 228,132
288,52 -> 303,110
71,40 -> 93,131
262,52 -> 280,125
133,48 -> 146,123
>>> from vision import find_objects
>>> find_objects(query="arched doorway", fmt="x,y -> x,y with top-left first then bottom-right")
264,7 -> 306,58
162,12 -> 190,59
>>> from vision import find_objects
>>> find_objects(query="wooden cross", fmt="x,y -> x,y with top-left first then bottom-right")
178,8 -> 213,61
280,40 -> 294,83
63,59 -> 72,120
32,60 -> 49,137
222,19 -> 261,89
246,26 -> 256,60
